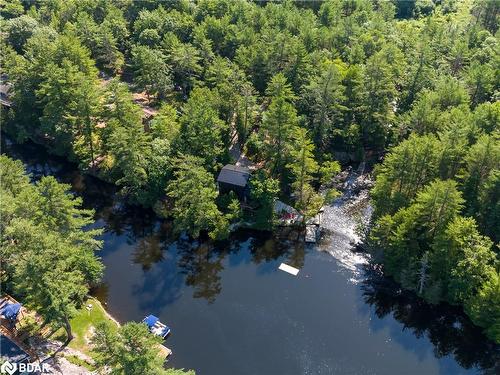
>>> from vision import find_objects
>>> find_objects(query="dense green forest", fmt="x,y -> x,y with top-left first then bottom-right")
0,155 -> 103,341
0,0 -> 498,347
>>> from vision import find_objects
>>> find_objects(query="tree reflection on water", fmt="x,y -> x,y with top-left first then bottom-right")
93,206 -> 500,375
171,228 -> 306,303
177,240 -> 225,303
361,266 -> 500,374
133,233 -> 165,270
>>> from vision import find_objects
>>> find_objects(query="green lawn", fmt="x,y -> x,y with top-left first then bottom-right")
55,297 -> 119,355
54,298 -> 170,364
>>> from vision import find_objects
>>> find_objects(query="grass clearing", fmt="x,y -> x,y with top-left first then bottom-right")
54,297 -> 119,355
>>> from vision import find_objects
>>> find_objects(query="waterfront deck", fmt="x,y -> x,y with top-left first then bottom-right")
305,225 -> 318,243
158,344 -> 172,359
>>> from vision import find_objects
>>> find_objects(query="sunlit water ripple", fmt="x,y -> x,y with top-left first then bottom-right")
318,169 -> 372,283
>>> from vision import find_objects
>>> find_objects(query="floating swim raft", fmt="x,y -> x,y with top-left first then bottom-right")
279,263 -> 300,276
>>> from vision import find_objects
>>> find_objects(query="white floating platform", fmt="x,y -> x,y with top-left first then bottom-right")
279,263 -> 299,276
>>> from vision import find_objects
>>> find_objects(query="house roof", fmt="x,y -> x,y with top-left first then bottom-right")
217,164 -> 251,187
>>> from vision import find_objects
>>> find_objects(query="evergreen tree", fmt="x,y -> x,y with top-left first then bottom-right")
34,35 -> 100,157
92,322 -> 195,375
260,73 -> 299,180
287,127 -> 323,221
175,87 -> 227,171
360,50 -> 396,149
131,45 -> 172,100
0,157 -> 103,341
163,35 -> 202,95
71,76 -> 103,168
5,15 -> 40,52
460,134 -> 499,216
3,220 -> 101,342
249,171 -> 280,230
431,217 -> 496,304
465,272 -> 500,343
303,60 -> 347,150
477,170 -> 500,242
371,134 -> 442,217
236,82 -> 258,143
149,103 -> 180,142
166,155 -> 228,240
466,61 -> 495,107
104,81 -> 151,200
370,179 -> 464,288
108,122 -> 151,199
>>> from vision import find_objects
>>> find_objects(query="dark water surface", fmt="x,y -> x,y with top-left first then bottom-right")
3,137 -> 498,375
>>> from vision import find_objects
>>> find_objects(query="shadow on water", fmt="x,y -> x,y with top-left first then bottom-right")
3,135 -> 499,374
164,229 -> 306,303
360,266 -> 500,374
177,240 -> 225,303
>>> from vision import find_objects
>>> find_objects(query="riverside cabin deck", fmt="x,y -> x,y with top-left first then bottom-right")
305,225 -> 318,243
274,201 -> 324,242
0,295 -> 40,361
305,207 -> 324,243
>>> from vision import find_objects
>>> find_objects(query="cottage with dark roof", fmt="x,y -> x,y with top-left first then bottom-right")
217,164 -> 251,200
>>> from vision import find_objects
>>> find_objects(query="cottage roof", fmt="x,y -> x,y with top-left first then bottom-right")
217,164 -> 251,187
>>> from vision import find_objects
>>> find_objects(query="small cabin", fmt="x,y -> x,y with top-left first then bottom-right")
217,164 -> 251,201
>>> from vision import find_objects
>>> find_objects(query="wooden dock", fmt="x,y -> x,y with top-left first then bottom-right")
158,344 -> 172,360
305,225 -> 318,243
305,207 -> 324,243
273,200 -> 324,242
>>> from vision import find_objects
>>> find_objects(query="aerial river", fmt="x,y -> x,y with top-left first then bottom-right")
3,137 -> 498,375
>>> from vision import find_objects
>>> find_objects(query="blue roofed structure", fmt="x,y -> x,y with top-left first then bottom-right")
143,315 -> 159,328
142,315 -> 171,339
0,303 -> 21,320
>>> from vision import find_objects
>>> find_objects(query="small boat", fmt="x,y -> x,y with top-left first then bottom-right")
142,315 -> 171,338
